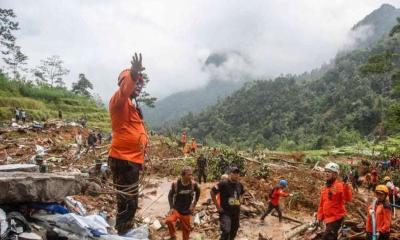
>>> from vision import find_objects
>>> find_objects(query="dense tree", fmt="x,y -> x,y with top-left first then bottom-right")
0,9 -> 19,56
173,28 -> 400,150
72,73 -> 93,97
389,17 -> 400,37
33,55 -> 70,86
2,45 -> 27,80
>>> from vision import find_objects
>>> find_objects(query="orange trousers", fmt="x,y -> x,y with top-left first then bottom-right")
165,210 -> 191,240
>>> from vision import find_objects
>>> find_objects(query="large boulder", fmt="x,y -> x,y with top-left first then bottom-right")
0,172 -> 87,204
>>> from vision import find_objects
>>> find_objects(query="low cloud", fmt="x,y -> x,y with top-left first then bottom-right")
1,0 -> 399,101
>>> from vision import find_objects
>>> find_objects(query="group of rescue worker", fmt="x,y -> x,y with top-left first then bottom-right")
180,130 -> 198,154
107,53 -> 395,240
74,128 -> 103,157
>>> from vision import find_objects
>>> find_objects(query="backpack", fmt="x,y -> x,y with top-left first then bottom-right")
172,179 -> 197,205
267,187 -> 278,200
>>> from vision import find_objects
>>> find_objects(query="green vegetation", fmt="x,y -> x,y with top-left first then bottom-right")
0,73 -> 110,130
144,79 -> 245,128
174,17 -> 400,151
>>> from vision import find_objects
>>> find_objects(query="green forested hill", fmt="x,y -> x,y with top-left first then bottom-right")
143,79 -> 245,128
0,73 -> 110,130
175,21 -> 400,150
351,4 -> 400,48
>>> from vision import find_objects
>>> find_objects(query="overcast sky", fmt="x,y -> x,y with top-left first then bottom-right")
2,0 -> 399,101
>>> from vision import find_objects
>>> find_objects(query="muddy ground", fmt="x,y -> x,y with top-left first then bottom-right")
1,123 -> 400,239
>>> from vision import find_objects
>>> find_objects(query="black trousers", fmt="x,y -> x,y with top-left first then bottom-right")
220,212 -> 240,240
366,232 -> 390,240
322,218 -> 343,240
198,168 -> 207,184
109,157 -> 141,235
260,203 -> 282,222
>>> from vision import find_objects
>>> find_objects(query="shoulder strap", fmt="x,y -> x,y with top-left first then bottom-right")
173,180 -> 179,193
269,187 -> 276,197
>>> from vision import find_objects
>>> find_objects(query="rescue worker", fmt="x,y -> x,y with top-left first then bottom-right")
352,167 -> 359,192
366,185 -> 392,240
180,131 -> 187,149
20,109 -> 26,123
75,129 -> 83,156
260,179 -> 289,223
97,130 -> 103,145
85,130 -> 97,156
317,162 -> 352,240
371,169 -> 378,192
196,153 -> 207,184
384,176 -> 398,206
190,138 -> 197,153
108,53 -> 148,235
166,166 -> 200,240
366,173 -> 372,192
383,176 -> 391,185
87,159 -> 109,183
15,108 -> 20,121
214,174 -> 229,209
211,167 -> 245,240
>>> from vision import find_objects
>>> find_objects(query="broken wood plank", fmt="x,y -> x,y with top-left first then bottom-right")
284,223 -> 309,239
271,212 -> 304,224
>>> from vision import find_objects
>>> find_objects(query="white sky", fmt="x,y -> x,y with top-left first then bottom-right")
2,0 -> 399,101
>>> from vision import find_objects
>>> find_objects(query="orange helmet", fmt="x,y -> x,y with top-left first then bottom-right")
375,185 -> 389,194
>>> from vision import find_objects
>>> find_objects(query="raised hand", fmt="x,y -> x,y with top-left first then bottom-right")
130,53 -> 145,79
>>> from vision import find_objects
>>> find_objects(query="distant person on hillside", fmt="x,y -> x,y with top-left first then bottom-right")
86,130 -> 97,156
20,109 -> 26,123
80,116 -> 87,128
371,169 -> 378,191
196,153 -> 207,184
351,167 -> 359,192
180,130 -> 187,150
97,130 -> 103,145
366,173 -> 372,192
75,129 -> 83,155
108,53 -> 148,235
14,108 -> 20,121
190,138 -> 197,153
58,110 -> 63,119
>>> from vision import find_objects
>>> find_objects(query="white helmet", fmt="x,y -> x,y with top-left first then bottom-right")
386,181 -> 394,190
324,162 -> 340,173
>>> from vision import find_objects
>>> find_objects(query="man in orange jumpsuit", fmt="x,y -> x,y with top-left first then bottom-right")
108,53 -> 148,235
317,162 -> 352,240
190,138 -> 197,153
366,185 -> 392,240
166,166 -> 200,240
180,131 -> 187,149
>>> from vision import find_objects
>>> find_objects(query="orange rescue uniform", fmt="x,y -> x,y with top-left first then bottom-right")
366,203 -> 392,234
270,188 -> 288,206
181,133 -> 187,144
317,180 -> 352,223
109,69 -> 148,164
191,140 -> 197,151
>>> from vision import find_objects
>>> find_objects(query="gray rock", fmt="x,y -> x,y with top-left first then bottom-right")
0,172 -> 87,204
0,164 -> 38,172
